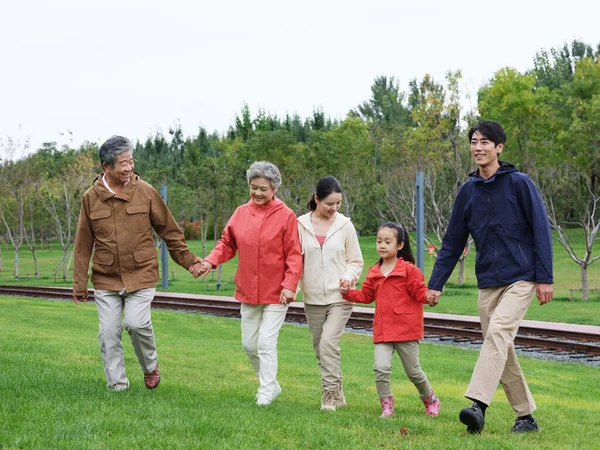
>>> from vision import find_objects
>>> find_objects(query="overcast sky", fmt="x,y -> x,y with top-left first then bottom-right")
1,0 -> 599,158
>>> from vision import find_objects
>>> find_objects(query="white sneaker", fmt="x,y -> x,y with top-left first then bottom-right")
256,382 -> 282,406
107,380 -> 129,392
256,394 -> 272,406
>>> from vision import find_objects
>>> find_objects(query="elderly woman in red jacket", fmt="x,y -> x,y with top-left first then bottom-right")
193,161 -> 302,406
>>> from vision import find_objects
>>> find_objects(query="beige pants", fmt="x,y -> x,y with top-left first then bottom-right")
374,341 -> 432,399
465,280 -> 537,416
240,303 -> 289,400
94,288 -> 157,389
304,302 -> 353,392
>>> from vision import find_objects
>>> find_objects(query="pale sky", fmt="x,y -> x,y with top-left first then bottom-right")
1,0 -> 598,158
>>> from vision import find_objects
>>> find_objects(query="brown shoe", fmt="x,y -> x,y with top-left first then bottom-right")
144,365 -> 160,389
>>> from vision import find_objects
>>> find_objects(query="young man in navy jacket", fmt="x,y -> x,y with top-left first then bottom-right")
427,120 -> 553,434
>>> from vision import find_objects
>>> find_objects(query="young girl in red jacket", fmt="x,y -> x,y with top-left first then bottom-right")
340,222 -> 440,418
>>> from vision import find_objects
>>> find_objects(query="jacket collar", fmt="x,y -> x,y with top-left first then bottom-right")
246,197 -> 285,216
297,212 -> 351,237
367,257 -> 409,279
92,172 -> 140,202
469,161 -> 518,183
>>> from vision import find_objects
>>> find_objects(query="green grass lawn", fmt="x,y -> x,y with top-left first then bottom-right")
1,295 -> 599,449
1,228 -> 600,325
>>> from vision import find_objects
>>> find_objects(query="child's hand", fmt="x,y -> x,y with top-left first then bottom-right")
339,278 -> 351,295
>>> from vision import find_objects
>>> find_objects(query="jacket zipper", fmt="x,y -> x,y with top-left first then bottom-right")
518,243 -> 528,264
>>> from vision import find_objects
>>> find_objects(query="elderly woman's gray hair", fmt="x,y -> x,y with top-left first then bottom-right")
99,135 -> 134,168
246,161 -> 282,189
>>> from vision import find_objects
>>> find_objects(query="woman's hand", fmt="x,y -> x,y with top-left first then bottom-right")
190,260 -> 213,278
339,278 -> 351,295
280,288 -> 295,305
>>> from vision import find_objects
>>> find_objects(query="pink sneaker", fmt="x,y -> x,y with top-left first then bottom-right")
379,395 -> 394,418
422,391 -> 440,416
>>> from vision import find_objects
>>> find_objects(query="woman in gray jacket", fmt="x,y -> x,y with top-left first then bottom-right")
298,176 -> 363,411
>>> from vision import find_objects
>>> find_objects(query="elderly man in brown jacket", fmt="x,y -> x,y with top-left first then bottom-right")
73,135 -> 201,391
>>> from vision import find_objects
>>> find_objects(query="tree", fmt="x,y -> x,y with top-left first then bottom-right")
41,151 -> 96,281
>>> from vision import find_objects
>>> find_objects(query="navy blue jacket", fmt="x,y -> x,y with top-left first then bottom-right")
428,162 -> 553,290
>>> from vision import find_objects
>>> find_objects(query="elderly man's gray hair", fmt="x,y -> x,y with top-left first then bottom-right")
99,135 -> 134,168
246,161 -> 282,189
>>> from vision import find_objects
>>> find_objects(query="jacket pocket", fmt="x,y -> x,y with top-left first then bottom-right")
393,305 -> 413,315
92,249 -> 115,276
126,205 -> 150,234
134,248 -> 157,263
90,209 -> 113,239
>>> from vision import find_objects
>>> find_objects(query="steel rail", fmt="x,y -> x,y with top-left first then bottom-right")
2,285 -> 600,356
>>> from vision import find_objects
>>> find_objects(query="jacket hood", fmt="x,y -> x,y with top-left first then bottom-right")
297,212 -> 352,237
469,161 -> 518,181
91,172 -> 141,202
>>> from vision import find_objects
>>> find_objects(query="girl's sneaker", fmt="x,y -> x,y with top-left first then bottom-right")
421,391 -> 440,416
379,395 -> 394,418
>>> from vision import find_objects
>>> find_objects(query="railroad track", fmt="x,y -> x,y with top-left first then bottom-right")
2,285 -> 600,357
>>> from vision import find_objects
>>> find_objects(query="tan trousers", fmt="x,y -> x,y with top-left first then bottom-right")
304,302 -> 353,392
465,280 -> 537,416
374,341 -> 432,399
240,303 -> 289,400
94,288 -> 157,389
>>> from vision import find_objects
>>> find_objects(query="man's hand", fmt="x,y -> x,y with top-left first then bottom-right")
536,283 -> 553,305
426,289 -> 442,307
190,259 -> 213,278
73,296 -> 87,305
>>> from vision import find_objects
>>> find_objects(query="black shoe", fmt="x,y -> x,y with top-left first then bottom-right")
510,417 -> 539,433
459,403 -> 485,434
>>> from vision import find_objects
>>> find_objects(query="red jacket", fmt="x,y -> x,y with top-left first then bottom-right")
205,198 -> 302,305
343,258 -> 428,343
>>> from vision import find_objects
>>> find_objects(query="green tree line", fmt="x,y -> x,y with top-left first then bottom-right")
1,40 -> 599,298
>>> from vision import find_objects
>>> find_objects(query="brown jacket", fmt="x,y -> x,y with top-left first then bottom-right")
72,173 -> 197,297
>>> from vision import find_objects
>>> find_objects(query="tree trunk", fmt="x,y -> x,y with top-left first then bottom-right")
62,248 -> 69,282
457,257 -> 465,286
581,263 -> 589,301
13,249 -> 19,278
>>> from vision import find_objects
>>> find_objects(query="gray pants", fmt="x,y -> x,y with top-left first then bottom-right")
466,280 -> 536,415
304,302 -> 353,392
94,288 -> 157,389
374,341 -> 432,399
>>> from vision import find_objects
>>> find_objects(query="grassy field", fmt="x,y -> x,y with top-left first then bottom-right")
1,228 -> 600,325
1,295 -> 599,450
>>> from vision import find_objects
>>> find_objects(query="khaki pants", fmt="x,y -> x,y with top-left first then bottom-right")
465,280 -> 536,416
304,302 -> 353,392
374,341 -> 432,399
94,288 -> 157,389
240,303 -> 288,400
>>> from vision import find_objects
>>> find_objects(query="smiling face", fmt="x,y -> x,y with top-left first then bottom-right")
104,151 -> 134,187
376,227 -> 403,262
470,130 -> 502,171
249,177 -> 276,205
314,192 -> 342,220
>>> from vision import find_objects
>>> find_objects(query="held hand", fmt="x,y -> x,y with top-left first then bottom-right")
190,260 -> 213,278
280,288 -> 295,305
339,278 -> 351,295
536,283 -> 553,305
426,289 -> 442,307
73,296 -> 87,305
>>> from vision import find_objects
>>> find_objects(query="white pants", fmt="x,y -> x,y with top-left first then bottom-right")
240,302 -> 288,399
94,288 -> 157,389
